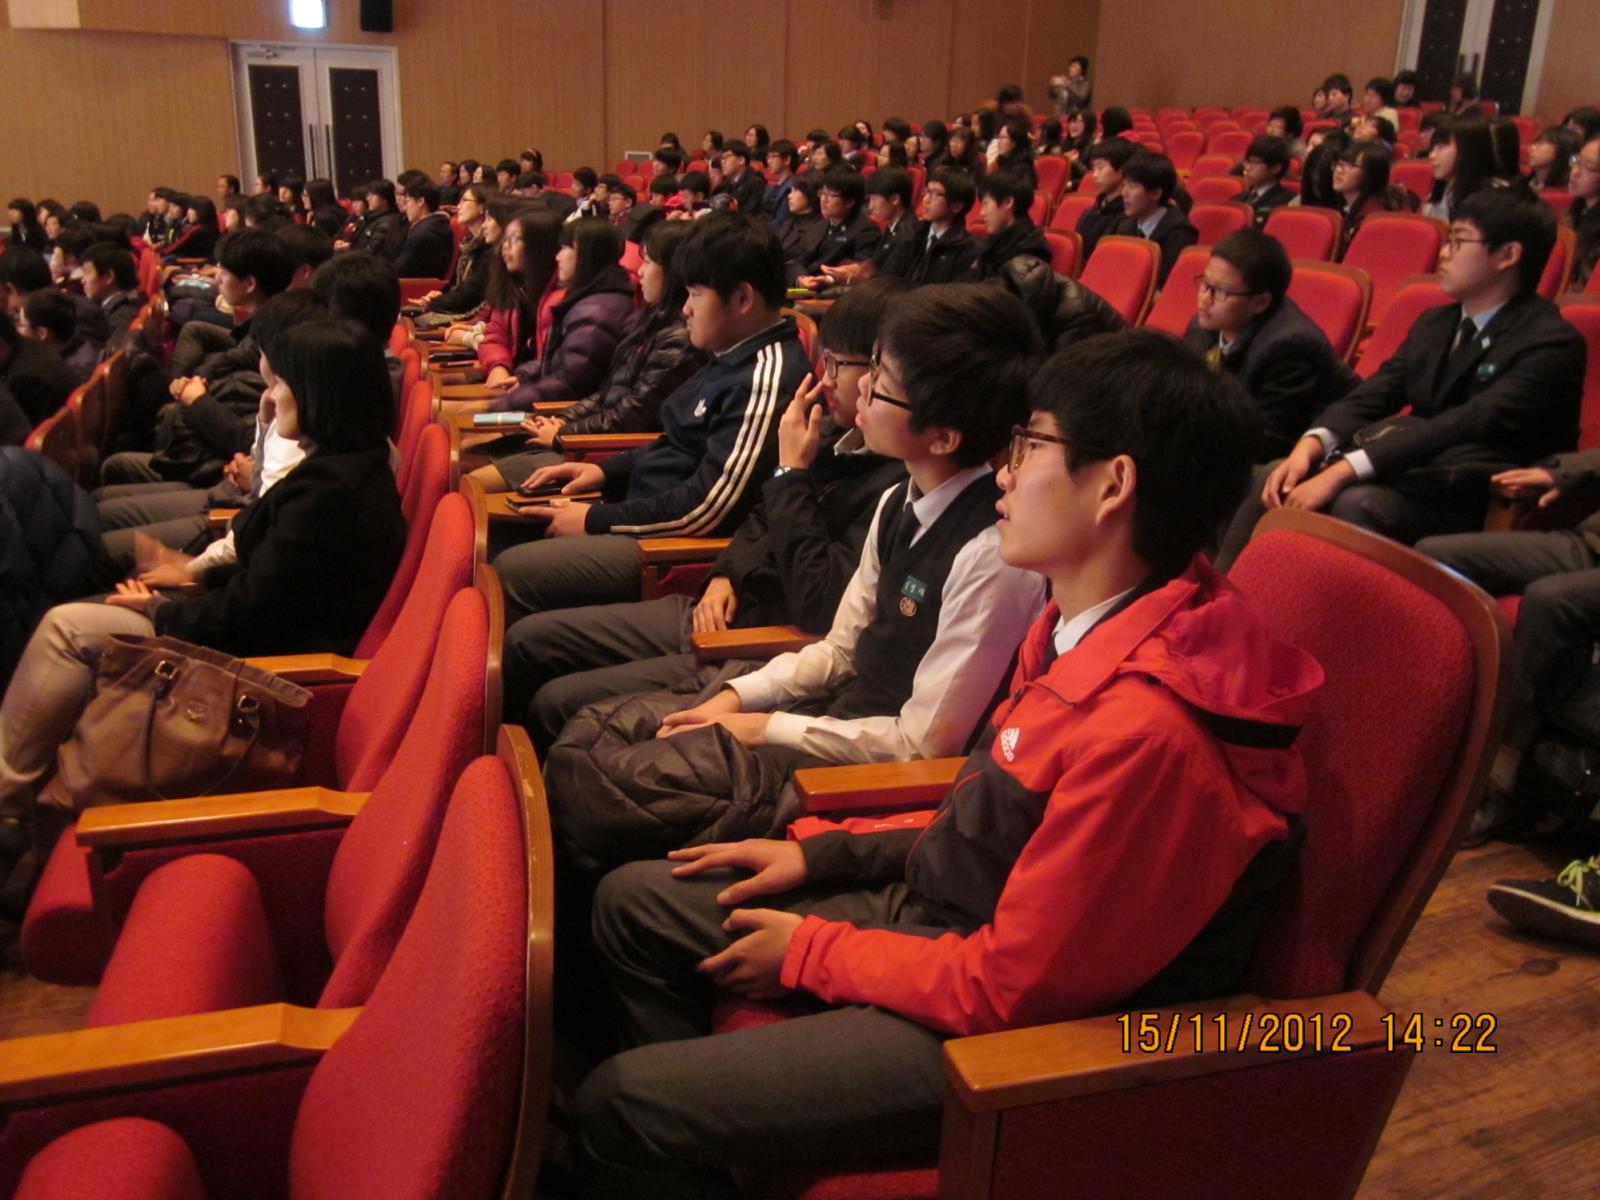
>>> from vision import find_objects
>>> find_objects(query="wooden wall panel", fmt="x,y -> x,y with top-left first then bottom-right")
1093,0 -> 1405,113
1023,0 -> 1098,119
947,0 -> 1019,116
1532,0 -> 1600,122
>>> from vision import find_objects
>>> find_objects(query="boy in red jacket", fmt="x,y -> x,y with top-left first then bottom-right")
571,330 -> 1325,1198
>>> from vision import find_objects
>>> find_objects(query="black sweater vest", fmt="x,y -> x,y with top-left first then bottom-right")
835,472 -> 1002,719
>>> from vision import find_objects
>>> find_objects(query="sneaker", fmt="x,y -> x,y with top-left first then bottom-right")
1459,784 -> 1525,849
1486,856 -> 1600,947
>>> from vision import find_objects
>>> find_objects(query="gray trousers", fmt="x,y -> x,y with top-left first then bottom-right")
573,858 -> 949,1199
490,532 -> 643,621
94,483 -> 216,573
98,451 -> 165,487
172,320 -> 235,377
503,594 -> 695,749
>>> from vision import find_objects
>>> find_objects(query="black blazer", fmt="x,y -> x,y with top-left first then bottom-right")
394,212 -> 456,279
355,209 -> 407,261
1,338 -> 77,426
155,446 -> 406,657
1075,192 -> 1125,260
1183,296 -> 1359,460
1244,183 -> 1296,228
905,224 -> 980,285
1112,204 -> 1199,287
1315,292 -> 1587,488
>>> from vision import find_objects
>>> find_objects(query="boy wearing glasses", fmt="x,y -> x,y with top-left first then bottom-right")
1182,230 -> 1355,459
905,167 -> 980,285
1220,189 -> 1585,558
544,284 -> 1046,873
570,329 -> 1322,1198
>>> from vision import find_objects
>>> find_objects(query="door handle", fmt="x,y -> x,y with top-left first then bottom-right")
324,125 -> 335,186
1470,51 -> 1481,78
307,123 -> 318,177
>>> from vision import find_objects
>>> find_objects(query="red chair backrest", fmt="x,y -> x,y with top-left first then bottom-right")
1540,189 -> 1576,225
1140,245 -> 1210,335
1049,192 -> 1096,232
1028,191 -> 1048,225
357,422 -> 450,660
1264,207 -> 1343,262
395,379 -> 435,493
292,752 -> 526,1200
1188,154 -> 1236,179
1207,129 -> 1254,160
1189,175 -> 1247,204
386,322 -> 409,357
1081,236 -> 1160,325
320,587 -> 490,1008
1537,225 -> 1575,300
1558,296 -> 1600,449
23,402 -> 78,478
1229,512 -> 1503,999
1342,214 -> 1444,328
1353,275 -> 1451,380
1389,159 -> 1436,206
1286,262 -> 1371,363
1166,130 -> 1204,170
1034,155 -> 1069,202
1190,201 -> 1253,247
1043,228 -> 1082,278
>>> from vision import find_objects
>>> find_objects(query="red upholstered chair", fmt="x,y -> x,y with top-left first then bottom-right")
1043,228 -> 1082,277
394,378 -> 436,494
729,508 -> 1509,1200
1389,159 -> 1437,208
1537,225 -> 1576,299
1342,213 -> 1444,329
1048,192 -> 1095,232
66,367 -> 109,487
1033,154 -> 1069,203
1264,206 -> 1344,262
2,727 -> 550,1200
1139,245 -> 1210,335
398,277 -> 448,305
1166,129 -> 1204,171
385,322 -> 408,357
1079,236 -> 1160,325
1189,201 -> 1253,246
1187,154 -> 1236,179
1188,174 -> 1247,204
22,401 -> 77,479
1540,189 -> 1575,225
1285,261 -> 1372,364
1028,190 -> 1048,225
1207,128 -> 1254,161
75,586 -> 492,1026
399,420 -> 450,527
1558,296 -> 1600,449
18,500 -> 489,986
1352,275 -> 1450,380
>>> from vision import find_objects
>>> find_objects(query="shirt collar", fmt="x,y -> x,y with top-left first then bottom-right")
1053,585 -> 1140,656
904,463 -> 991,541
1461,299 -> 1507,334
1137,209 -> 1164,238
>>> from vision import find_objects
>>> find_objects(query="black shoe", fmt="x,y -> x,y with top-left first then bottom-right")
1487,856 -> 1600,947
1460,785 -> 1523,848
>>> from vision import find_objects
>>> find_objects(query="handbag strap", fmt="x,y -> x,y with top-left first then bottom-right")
139,657 -> 266,801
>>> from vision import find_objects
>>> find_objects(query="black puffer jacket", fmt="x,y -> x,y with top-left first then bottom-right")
995,256 -> 1126,351
554,311 -> 707,440
0,448 -> 114,683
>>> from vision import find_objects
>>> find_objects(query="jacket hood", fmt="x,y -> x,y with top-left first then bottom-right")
1017,557 -> 1324,813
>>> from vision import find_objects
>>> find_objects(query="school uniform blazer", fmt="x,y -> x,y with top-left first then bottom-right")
393,212 -> 455,279
1112,205 -> 1200,287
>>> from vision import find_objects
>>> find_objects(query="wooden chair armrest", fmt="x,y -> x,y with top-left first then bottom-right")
637,537 -> 734,564
412,327 -> 447,342
244,652 -> 368,684
207,507 -> 239,532
532,399 -> 575,414
692,625 -> 820,661
794,758 -> 966,814
0,1002 -> 358,1106
943,990 -> 1390,1113
562,432 -> 660,455
75,787 -> 370,849
485,492 -> 601,523
441,383 -> 513,400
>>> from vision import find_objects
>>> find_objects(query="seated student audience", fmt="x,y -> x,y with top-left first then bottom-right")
1182,230 -> 1356,460
455,159 -> 480,192
79,242 -> 142,342
791,170 -> 882,288
1222,191 -> 1584,558
944,126 -> 983,182
1394,69 -> 1420,107
991,119 -> 1039,190
505,279 -> 909,747
1570,135 -> 1600,289
472,219 -> 705,493
350,178 -> 407,260
0,308 -> 75,428
494,159 -> 520,192
275,176 -> 304,216
437,160 -> 461,206
1332,139 -> 1400,252
876,140 -> 910,170
0,313 -> 404,868
450,208 -> 561,382
1099,104 -> 1134,139
1240,135 -> 1297,227
652,147 -> 686,180
1425,116 -> 1500,222
133,187 -> 170,243
1034,117 -> 1066,158
1524,126 -> 1577,192
972,171 -> 1051,279
487,212 -> 811,620
905,167 -> 980,285
716,140 -> 767,216
7,199 -> 48,255
1265,106 -> 1307,159
1,246 -> 109,354
570,168 -> 606,221
251,171 -> 277,197
1076,137 -> 1136,259
763,139 -> 799,224
1061,108 -> 1097,179
568,328 -> 1320,1198
1447,70 -> 1482,117
418,182 -> 495,318
918,119 -> 950,169
302,178 -> 345,238
778,173 -> 826,270
647,174 -> 680,213
1364,77 -> 1401,131
394,177 -> 455,278
161,196 -> 220,263
17,289 -> 97,385
825,168 -> 917,284
480,218 -> 636,413
1353,113 -> 1398,148
837,125 -> 870,170
674,170 -> 713,218
544,282 -> 1047,874
1113,150 -> 1200,286
1322,72 -> 1357,127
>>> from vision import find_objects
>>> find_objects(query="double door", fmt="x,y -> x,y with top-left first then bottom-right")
230,42 -> 402,195
1399,0 -> 1555,116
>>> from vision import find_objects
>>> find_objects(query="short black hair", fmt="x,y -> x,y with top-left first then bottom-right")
83,243 -> 138,290
1087,138 -> 1137,171
1070,55 -> 1090,72
218,228 -> 295,296
220,174 -> 241,194
1395,69 -> 1419,88
879,283 -> 1042,468
1245,135 -> 1291,175
573,167 -> 598,191
1566,106 -> 1600,142
819,276 -> 909,357
275,222 -> 335,273
1365,77 -> 1395,105
679,171 -> 711,197
22,288 -> 77,341
612,179 -> 638,204
409,180 -> 442,211
721,138 -> 751,164
54,226 -> 98,261
649,175 -> 679,198
640,218 -> 696,316
977,170 -> 1035,214
674,211 -> 787,309
866,166 -> 913,208
559,218 -> 625,291
308,250 -> 402,341
1268,106 -> 1304,138
1100,107 -> 1133,138
704,130 -> 724,151
1210,229 -> 1292,305
366,178 -> 397,208
245,194 -> 287,228
1454,189 -> 1558,294
1029,330 -> 1261,578
265,317 -> 394,453
0,247 -> 51,294
1122,150 -> 1179,205
496,159 -> 520,178
883,117 -> 912,143
68,201 -> 102,224
245,288 -> 328,361
654,147 -> 685,171
1323,73 -> 1353,97
817,169 -> 865,213
997,84 -> 1024,105
766,139 -> 800,172
928,166 -> 977,218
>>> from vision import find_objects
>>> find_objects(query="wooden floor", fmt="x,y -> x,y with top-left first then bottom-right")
0,838 -> 1596,1196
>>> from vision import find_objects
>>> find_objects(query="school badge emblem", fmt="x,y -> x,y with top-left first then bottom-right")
898,574 -> 928,617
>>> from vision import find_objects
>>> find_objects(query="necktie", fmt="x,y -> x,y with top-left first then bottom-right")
894,505 -> 921,559
1454,315 -> 1477,353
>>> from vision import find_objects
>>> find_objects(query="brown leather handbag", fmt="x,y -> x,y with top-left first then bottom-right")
38,635 -> 312,816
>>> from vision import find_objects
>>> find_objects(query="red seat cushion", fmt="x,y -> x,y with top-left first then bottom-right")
16,1118 -> 206,1200
18,831 -> 114,985
747,1166 -> 938,1200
